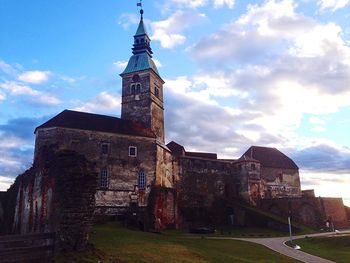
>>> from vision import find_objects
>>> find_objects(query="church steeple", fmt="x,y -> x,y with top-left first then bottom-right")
121,7 -> 159,76
120,4 -> 165,143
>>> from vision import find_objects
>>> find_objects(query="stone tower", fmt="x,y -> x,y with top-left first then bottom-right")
120,9 -> 165,143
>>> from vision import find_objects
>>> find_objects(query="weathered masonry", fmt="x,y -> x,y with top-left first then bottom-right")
2,7 -> 348,245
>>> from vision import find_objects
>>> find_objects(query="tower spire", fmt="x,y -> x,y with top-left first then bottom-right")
137,0 -> 143,19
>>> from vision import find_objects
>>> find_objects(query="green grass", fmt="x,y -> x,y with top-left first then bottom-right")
55,222 -> 300,263
292,235 -> 350,263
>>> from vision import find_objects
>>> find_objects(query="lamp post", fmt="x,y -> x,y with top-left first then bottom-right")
288,215 -> 293,245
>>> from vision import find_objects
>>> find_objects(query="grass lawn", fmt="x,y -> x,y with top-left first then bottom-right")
292,235 -> 350,263
55,222 -> 300,263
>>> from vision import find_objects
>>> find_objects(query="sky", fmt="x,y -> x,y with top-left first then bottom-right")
0,0 -> 350,206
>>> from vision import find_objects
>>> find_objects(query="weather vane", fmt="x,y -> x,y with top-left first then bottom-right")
137,0 -> 144,19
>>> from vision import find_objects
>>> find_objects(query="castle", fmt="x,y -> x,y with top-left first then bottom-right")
3,8 -> 348,238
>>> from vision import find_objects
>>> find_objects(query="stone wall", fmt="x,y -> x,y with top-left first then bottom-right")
121,71 -> 165,142
35,127 -> 157,217
320,197 -> 348,229
12,146 -> 97,252
177,156 -> 238,226
261,196 -> 349,229
234,160 -> 262,205
260,167 -> 301,199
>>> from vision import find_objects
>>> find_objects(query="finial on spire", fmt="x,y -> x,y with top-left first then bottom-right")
137,0 -> 144,20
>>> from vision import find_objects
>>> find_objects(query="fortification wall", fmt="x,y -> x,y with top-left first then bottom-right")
12,146 -> 97,252
320,197 -> 348,229
177,157 -> 238,226
261,196 -> 349,229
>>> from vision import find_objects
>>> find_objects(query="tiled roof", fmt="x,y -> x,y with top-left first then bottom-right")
242,146 -> 298,169
185,151 -> 217,160
35,110 -> 156,138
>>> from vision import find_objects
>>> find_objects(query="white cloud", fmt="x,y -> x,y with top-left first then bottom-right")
73,91 -> 121,114
113,60 -> 128,69
170,0 -> 207,8
301,171 -> 350,205
151,11 -> 206,48
18,70 -> 51,84
0,176 -> 15,191
309,116 -> 326,125
118,13 -> 140,30
154,59 -> 162,68
213,0 -> 235,8
310,126 -> 326,132
0,81 -> 60,106
0,59 -> 18,76
0,91 -> 6,101
317,0 -> 350,11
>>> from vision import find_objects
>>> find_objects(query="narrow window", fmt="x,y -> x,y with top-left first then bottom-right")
251,163 -> 256,170
131,84 -> 136,95
129,146 -> 137,157
136,83 -> 141,94
238,164 -> 242,171
100,168 -> 108,189
101,143 -> 109,155
155,87 -> 160,98
138,170 -> 146,189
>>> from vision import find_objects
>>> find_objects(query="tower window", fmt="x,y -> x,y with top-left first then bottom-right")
129,146 -> 137,157
251,163 -> 256,170
155,87 -> 160,98
138,170 -> 146,189
131,84 -> 136,95
141,38 -> 144,43
100,168 -> 108,189
101,143 -> 109,155
136,83 -> 141,94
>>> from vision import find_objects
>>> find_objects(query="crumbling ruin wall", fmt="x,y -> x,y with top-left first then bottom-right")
151,144 -> 179,229
234,160 -> 262,206
12,146 -> 97,252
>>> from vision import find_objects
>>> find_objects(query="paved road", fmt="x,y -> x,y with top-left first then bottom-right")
207,230 -> 350,263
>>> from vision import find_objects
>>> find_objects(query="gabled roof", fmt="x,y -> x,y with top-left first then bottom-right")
242,146 -> 298,169
237,155 -> 260,163
35,110 -> 156,138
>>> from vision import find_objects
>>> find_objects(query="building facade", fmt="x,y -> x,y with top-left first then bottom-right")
8,9 -> 348,234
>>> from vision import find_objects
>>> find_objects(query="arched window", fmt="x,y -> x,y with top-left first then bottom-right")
138,170 -> 146,189
100,168 -> 108,189
131,84 -> 136,95
136,83 -> 141,94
